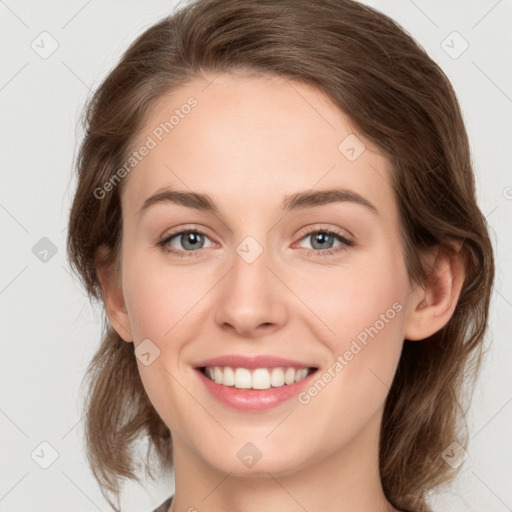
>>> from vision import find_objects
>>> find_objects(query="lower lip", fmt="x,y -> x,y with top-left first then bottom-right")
196,369 -> 316,411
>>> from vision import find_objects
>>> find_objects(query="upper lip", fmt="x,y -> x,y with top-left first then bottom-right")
194,354 -> 317,369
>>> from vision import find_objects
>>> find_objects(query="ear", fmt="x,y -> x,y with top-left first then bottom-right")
404,241 -> 465,341
94,244 -> 133,343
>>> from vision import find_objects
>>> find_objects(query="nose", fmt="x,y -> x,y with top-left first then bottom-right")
214,244 -> 288,339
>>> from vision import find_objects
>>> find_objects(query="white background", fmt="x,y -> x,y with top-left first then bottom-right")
1,0 -> 511,511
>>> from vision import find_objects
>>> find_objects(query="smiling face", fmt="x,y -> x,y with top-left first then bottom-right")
100,71 -> 424,481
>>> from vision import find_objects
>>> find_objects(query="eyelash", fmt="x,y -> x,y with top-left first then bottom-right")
157,227 -> 354,258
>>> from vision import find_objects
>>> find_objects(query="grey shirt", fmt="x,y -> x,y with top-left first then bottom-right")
152,496 -> 173,512
151,495 -> 425,511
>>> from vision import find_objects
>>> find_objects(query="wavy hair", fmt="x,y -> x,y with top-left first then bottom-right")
67,0 -> 495,510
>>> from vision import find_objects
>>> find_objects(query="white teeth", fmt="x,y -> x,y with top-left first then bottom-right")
284,367 -> 296,385
252,368 -> 271,389
204,366 -> 312,389
223,366 -> 235,386
214,366 -> 223,384
234,368 -> 252,389
270,367 -> 285,387
295,369 -> 309,382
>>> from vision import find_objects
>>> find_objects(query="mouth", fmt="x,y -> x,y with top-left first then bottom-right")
193,354 -> 320,410
199,365 -> 318,390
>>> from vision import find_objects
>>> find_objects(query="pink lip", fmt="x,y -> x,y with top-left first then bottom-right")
194,355 -> 318,411
194,354 -> 315,369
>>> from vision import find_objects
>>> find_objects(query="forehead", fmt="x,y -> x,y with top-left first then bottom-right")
121,72 -> 396,222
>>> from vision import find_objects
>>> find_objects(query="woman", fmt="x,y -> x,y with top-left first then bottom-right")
67,0 -> 494,511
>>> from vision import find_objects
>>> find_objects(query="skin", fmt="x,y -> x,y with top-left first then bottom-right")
97,71 -> 465,512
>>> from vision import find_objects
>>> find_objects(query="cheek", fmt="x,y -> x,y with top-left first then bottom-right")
292,248 -> 407,414
121,259 -> 196,433
293,246 -> 408,349
120,253 -> 217,432
122,253 -> 209,341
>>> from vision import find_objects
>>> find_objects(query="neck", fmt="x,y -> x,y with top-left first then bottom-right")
168,409 -> 398,512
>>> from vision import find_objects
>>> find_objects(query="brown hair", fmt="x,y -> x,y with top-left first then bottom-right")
67,0 -> 495,510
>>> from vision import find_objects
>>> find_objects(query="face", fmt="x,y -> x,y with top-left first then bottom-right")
109,71 -> 420,477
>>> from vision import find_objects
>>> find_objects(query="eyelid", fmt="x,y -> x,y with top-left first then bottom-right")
295,223 -> 353,242
157,223 -> 354,257
158,225 -> 215,247
294,226 -> 354,254
159,224 -> 213,240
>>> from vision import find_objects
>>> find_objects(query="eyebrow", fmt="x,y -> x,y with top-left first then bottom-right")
137,187 -> 378,216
